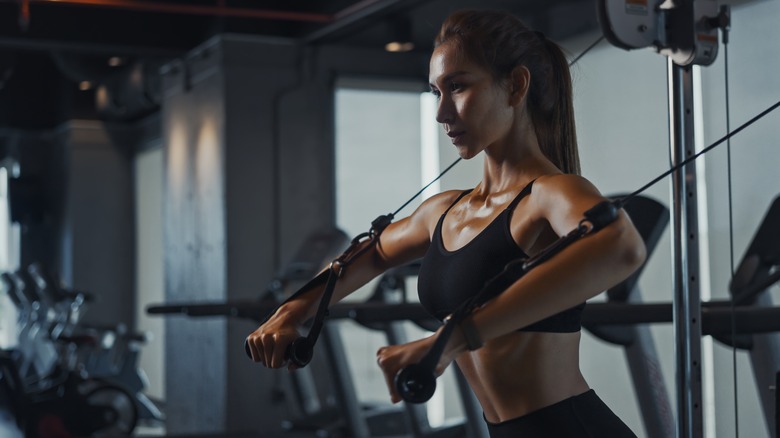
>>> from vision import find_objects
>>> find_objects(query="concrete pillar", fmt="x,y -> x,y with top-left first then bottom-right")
160,34 -> 326,434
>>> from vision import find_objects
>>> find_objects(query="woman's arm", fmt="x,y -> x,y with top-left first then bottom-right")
246,190 -> 462,368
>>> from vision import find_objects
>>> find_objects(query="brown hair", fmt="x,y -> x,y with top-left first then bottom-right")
435,10 -> 580,175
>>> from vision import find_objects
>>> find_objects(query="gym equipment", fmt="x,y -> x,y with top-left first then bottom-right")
0,349 -> 137,438
24,263 -> 163,425
585,194 -> 673,438
2,271 -> 58,384
718,196 -> 780,434
0,262 -> 164,436
598,0 -> 724,66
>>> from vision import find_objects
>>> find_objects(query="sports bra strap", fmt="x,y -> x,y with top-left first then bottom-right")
443,189 -> 473,215
505,179 -> 536,211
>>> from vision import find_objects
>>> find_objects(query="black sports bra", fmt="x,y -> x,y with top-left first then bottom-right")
417,180 -> 585,332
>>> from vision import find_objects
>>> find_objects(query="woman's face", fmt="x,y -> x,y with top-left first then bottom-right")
429,42 -> 516,159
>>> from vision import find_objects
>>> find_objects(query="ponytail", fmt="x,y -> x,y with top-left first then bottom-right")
531,37 -> 580,175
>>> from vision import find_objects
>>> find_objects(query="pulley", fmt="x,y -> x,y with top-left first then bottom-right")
597,0 -> 725,66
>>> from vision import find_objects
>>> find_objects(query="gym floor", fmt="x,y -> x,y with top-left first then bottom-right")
1,399 -> 316,438
0,417 -> 321,438
0,393 -> 22,438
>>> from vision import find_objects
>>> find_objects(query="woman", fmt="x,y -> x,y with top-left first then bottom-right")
247,9 -> 644,437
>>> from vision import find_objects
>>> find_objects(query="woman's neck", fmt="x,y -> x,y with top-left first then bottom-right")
478,129 -> 554,196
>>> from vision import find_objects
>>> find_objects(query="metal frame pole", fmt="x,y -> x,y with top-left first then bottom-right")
668,60 -> 704,438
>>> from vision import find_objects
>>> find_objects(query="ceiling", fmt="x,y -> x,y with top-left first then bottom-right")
0,0 -> 600,129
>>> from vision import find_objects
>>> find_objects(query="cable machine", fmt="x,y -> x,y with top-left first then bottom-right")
599,1 -> 730,436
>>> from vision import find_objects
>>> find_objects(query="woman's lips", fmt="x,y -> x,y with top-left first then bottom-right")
447,131 -> 465,143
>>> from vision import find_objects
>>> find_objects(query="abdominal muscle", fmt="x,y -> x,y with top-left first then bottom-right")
455,330 -> 590,424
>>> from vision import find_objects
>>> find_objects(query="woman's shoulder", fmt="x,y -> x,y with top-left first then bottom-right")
389,189 -> 471,243
528,173 -> 613,232
426,189 -> 471,205
403,189 -> 469,226
418,189 -> 470,215
531,173 -> 602,201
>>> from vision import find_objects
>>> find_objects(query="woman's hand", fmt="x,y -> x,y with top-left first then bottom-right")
375,329 -> 465,403
245,304 -> 305,371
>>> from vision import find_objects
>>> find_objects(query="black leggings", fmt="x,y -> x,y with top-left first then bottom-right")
484,390 -> 637,438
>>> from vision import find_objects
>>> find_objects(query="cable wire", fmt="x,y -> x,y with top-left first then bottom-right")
392,157 -> 460,217
723,30 -> 740,438
570,35 -> 605,66
619,98 -> 780,206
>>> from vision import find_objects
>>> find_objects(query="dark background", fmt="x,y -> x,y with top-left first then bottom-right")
0,0 -> 600,130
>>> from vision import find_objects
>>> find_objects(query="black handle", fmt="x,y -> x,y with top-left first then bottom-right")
244,337 -> 314,368
395,363 -> 437,404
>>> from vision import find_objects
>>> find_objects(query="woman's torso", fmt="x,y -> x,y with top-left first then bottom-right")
417,179 -> 589,422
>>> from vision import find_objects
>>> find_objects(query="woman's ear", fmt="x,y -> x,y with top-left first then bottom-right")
508,65 -> 531,107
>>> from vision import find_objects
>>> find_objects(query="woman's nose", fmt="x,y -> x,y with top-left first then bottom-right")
435,96 -> 454,124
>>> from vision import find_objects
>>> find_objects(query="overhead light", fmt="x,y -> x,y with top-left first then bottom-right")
108,56 -> 125,67
385,16 -> 414,53
385,41 -> 414,53
79,80 -> 92,91
95,84 -> 109,109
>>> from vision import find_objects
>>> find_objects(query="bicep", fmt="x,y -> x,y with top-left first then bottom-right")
374,216 -> 431,267
536,175 -> 612,236
537,175 -> 646,263
373,190 -> 461,268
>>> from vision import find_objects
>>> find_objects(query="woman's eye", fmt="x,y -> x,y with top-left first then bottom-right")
449,82 -> 462,92
430,89 -> 441,99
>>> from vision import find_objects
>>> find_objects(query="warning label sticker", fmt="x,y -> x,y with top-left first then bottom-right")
697,34 -> 718,43
626,0 -> 649,15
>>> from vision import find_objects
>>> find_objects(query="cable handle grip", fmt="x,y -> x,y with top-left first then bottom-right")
242,239 -> 358,369
242,268 -> 331,366
394,312 -> 462,403
394,363 -> 438,404
244,337 -> 314,368
243,269 -> 337,367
